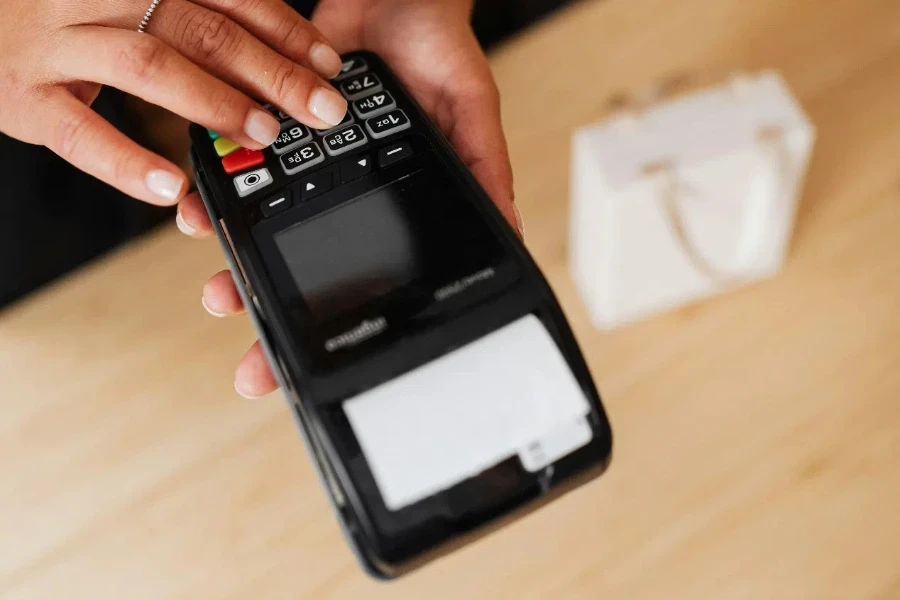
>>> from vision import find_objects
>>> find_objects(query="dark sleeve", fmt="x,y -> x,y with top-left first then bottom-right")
0,88 -> 171,308
285,0 -> 317,18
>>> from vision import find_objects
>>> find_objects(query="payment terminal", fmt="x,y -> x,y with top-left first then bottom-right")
189,51 -> 613,579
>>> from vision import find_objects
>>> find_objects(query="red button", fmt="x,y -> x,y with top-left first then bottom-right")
222,148 -> 265,174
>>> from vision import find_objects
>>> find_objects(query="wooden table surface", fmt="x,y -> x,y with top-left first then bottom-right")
3,0 -> 900,598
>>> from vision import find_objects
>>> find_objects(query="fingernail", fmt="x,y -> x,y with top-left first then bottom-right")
235,380 -> 264,400
201,296 -> 227,318
175,211 -> 195,235
513,204 -> 525,239
309,42 -> 342,78
146,169 -> 185,203
308,87 -> 347,127
244,108 -> 280,147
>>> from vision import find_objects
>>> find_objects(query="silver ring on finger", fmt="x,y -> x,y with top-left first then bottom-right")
138,0 -> 165,33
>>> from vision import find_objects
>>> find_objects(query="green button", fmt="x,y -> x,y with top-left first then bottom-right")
207,129 -> 221,140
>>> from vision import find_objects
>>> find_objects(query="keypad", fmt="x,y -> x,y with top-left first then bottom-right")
366,109 -> 411,139
339,73 -> 382,101
323,125 -> 368,157
202,55 -> 421,207
279,142 -> 325,175
352,91 -> 396,120
272,124 -> 312,155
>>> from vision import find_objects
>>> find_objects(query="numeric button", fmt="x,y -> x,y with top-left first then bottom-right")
352,90 -> 396,120
322,125 -> 368,157
272,124 -> 312,154
279,142 -> 325,175
365,109 -> 411,139
339,73 -> 382,100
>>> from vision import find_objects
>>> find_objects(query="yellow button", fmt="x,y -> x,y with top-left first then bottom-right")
214,137 -> 241,157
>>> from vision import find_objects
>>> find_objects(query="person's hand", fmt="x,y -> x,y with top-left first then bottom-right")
177,0 -> 522,398
315,0 -> 520,231
0,0 -> 349,204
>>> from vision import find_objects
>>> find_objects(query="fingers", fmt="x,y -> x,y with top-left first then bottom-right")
197,272 -> 276,398
177,192 -> 215,238
192,0 -> 342,78
444,76 -> 521,237
309,3 -> 364,53
415,29 -> 520,237
150,0 -> 347,129
54,26 -> 280,150
202,270 -> 245,317
235,341 -> 278,399
38,88 -> 187,205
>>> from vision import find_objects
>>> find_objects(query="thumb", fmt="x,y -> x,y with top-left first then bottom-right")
310,4 -> 364,53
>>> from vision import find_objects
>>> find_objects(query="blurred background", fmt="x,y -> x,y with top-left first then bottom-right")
2,0 -> 900,598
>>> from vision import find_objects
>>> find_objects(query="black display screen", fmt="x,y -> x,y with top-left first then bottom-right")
273,169 -> 504,324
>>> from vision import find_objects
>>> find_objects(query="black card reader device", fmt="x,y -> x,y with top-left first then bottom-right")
189,52 -> 613,579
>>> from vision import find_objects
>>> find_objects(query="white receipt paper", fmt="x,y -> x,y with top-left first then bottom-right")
342,314 -> 593,511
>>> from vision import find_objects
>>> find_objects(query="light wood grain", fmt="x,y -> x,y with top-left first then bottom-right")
2,0 -> 900,597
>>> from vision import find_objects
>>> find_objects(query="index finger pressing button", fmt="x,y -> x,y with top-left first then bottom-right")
272,124 -> 312,154
264,104 -> 295,127
315,110 -> 354,136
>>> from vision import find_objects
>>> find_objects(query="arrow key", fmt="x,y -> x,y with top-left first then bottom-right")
339,154 -> 374,184
298,170 -> 333,201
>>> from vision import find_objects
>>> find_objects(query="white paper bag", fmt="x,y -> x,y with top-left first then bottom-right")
570,71 -> 816,330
